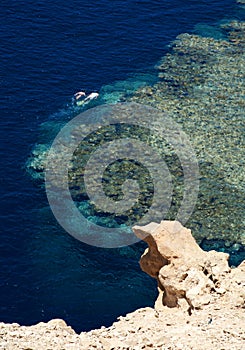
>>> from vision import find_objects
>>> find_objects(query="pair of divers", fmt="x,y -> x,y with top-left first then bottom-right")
73,91 -> 99,106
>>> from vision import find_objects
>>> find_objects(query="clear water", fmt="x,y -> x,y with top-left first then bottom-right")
1,0 -> 244,332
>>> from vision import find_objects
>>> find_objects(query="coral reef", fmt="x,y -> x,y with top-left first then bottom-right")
27,20 -> 245,246
129,20 -> 245,244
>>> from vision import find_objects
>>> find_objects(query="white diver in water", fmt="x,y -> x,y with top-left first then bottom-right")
74,91 -> 86,100
83,92 -> 99,102
74,91 -> 99,106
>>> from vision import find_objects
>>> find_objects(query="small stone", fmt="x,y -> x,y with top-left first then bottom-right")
47,319 -> 67,328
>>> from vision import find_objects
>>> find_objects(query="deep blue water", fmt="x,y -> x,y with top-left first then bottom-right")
0,0 -> 243,332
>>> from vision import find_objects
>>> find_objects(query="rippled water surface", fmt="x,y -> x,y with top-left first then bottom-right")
1,0 -> 244,331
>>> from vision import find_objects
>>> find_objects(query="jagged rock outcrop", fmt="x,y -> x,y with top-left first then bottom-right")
1,222 -> 244,349
133,221 -> 244,313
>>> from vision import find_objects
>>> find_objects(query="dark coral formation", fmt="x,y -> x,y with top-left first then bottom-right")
27,20 -> 245,245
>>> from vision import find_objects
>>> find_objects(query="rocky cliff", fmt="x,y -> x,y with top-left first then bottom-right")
0,221 -> 244,349
134,221 -> 244,312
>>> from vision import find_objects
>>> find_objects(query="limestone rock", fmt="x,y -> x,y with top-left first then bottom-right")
133,221 -> 231,311
0,222 -> 244,349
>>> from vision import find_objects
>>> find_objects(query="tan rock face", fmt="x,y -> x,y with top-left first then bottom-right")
0,222 -> 244,349
133,221 -> 233,312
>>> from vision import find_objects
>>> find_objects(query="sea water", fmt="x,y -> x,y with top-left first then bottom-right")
1,0 -> 244,332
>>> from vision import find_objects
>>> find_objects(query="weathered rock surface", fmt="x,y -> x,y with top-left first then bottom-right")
1,221 -> 244,349
133,220 -> 242,312
1,305 -> 244,349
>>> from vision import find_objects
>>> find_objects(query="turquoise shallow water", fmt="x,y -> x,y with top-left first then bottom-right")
1,0 -> 244,332
28,19 -> 245,249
